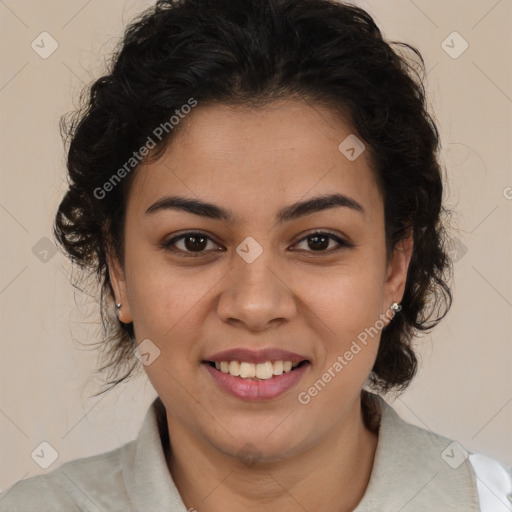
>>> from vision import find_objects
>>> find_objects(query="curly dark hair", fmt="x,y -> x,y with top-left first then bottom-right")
54,0 -> 453,405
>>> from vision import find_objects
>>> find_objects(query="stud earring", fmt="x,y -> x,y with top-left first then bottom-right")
389,301 -> 402,316
115,302 -> 124,323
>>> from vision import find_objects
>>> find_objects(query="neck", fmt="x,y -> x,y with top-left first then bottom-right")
163,395 -> 380,512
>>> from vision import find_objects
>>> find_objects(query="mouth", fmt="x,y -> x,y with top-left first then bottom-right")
201,359 -> 311,401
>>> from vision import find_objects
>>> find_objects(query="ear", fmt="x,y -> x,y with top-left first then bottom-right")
107,248 -> 133,324
382,228 -> 414,321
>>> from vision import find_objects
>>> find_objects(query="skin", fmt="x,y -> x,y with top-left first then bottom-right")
109,99 -> 413,512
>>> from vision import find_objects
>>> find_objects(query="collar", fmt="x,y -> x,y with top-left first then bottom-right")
121,394 -> 480,511
120,396 -> 187,510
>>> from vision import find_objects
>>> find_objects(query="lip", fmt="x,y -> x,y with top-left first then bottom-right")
203,348 -> 309,364
202,361 -> 310,401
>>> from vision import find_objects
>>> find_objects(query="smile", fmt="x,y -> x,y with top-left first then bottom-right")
202,360 -> 310,400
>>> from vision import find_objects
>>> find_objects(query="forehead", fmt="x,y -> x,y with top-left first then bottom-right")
128,100 -> 383,223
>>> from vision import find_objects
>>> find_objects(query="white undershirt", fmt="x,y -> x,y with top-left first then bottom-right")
469,453 -> 512,511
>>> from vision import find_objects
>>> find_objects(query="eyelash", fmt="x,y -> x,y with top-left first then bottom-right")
162,230 -> 352,258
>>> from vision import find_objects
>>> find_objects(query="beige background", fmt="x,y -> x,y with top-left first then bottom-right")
0,0 -> 511,492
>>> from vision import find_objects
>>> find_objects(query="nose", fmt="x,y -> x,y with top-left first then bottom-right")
216,247 -> 298,331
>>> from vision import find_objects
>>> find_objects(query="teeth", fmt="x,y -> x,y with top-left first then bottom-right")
273,360 -> 284,375
211,360 -> 304,379
239,362 -> 256,378
256,361 -> 273,379
228,360 -> 240,376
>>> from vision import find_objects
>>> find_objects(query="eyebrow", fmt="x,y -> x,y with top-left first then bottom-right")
145,192 -> 364,223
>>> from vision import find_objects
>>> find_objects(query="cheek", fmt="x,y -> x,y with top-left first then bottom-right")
295,256 -> 386,336
124,257 -> 214,388
296,272 -> 383,409
293,257 -> 386,395
123,246 -> 210,339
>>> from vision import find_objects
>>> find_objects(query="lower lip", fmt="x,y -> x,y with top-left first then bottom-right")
202,362 -> 310,401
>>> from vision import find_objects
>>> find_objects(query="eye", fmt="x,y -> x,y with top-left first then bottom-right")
292,230 -> 352,254
162,230 -> 352,258
162,232 -> 222,257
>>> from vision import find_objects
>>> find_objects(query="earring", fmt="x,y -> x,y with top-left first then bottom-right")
115,302 -> 124,323
390,301 -> 402,314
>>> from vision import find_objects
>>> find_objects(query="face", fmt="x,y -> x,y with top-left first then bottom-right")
109,99 -> 413,461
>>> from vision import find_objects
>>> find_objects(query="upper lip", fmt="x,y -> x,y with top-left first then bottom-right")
203,348 -> 309,364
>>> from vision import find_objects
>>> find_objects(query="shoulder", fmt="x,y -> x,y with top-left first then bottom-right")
364,394 -> 511,511
0,441 -> 134,512
407,422 -> 512,510
0,472 -> 77,511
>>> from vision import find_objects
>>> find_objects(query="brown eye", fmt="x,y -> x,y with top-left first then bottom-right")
183,234 -> 208,251
293,231 -> 352,254
306,233 -> 330,251
163,232 -> 221,256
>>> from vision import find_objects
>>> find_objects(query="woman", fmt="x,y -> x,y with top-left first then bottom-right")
1,0 -> 510,510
